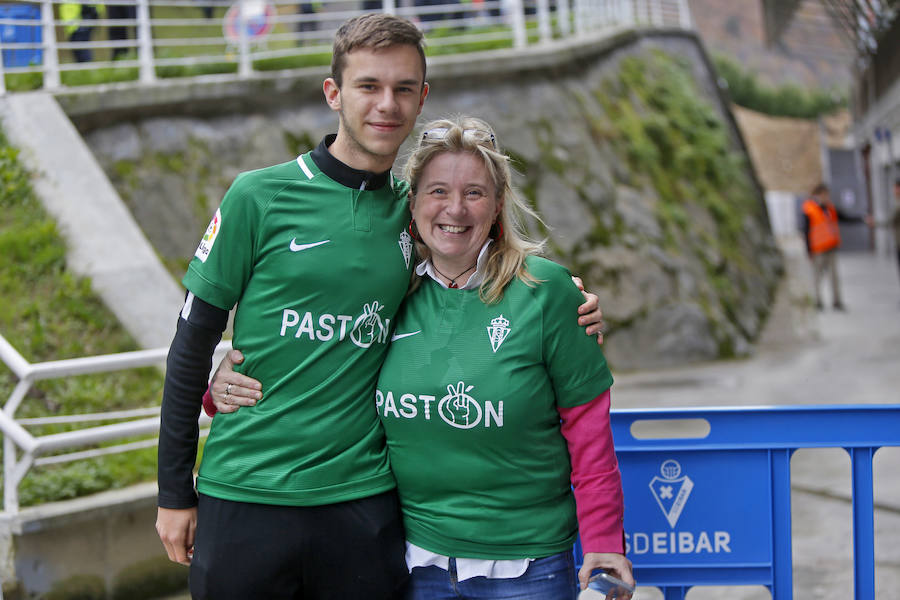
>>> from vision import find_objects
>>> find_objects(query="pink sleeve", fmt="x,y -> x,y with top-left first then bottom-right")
202,387 -> 217,417
558,390 -> 625,554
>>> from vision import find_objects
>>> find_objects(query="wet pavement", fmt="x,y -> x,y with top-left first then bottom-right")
584,244 -> 900,599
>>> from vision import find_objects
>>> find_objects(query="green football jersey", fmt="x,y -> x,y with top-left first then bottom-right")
184,147 -> 415,506
375,256 -> 614,559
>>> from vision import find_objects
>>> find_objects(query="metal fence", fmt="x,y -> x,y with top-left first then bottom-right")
575,405 -> 900,599
0,332 -> 225,513
0,0 -> 691,93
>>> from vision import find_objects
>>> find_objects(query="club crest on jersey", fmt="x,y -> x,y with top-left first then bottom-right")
486,314 -> 510,352
398,230 -> 413,269
438,381 -> 481,429
194,208 -> 221,263
351,301 -> 388,348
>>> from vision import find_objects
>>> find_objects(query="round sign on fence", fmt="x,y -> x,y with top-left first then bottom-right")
223,0 -> 276,44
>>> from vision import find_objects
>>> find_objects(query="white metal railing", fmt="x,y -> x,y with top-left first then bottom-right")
0,0 -> 691,94
0,332 -> 227,513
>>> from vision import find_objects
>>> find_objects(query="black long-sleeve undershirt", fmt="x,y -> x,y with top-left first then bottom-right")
157,294 -> 229,509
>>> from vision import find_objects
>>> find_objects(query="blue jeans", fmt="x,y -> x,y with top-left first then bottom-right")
404,550 -> 577,600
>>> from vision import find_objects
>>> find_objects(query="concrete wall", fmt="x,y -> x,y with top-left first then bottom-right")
0,484 -> 184,599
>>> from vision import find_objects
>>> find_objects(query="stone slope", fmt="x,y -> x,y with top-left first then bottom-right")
83,29 -> 783,369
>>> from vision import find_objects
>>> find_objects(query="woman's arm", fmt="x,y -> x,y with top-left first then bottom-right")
558,390 -> 634,593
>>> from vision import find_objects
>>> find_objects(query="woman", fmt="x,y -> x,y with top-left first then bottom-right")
211,117 -> 633,598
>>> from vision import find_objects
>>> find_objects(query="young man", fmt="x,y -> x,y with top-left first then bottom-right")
801,182 -> 845,311
156,14 -> 603,599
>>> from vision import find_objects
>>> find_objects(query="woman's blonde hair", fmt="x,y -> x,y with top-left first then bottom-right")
403,116 -> 546,303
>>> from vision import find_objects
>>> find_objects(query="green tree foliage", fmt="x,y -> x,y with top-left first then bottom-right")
712,53 -> 846,118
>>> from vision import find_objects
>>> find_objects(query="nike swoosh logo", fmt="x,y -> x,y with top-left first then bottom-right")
290,239 -> 330,252
391,331 -> 421,341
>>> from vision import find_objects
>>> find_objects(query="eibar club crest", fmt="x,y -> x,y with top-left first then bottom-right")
486,314 -> 510,352
649,459 -> 694,528
398,230 -> 413,269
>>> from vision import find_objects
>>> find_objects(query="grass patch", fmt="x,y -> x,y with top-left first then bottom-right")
0,128 -> 166,506
596,51 -> 761,257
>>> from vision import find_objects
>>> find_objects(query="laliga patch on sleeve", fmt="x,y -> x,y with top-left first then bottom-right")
195,208 -> 222,263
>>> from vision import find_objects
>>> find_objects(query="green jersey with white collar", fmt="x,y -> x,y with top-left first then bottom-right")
375,256 -> 613,558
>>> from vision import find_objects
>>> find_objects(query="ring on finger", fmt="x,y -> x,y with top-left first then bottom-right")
226,383 -> 233,395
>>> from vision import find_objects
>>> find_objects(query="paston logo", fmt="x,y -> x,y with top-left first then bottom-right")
398,230 -> 413,269
486,314 -> 510,353
438,382 -> 481,429
376,382 -> 503,428
279,300 -> 390,349
351,301 -> 388,348
650,459 -> 694,528
194,208 -> 222,263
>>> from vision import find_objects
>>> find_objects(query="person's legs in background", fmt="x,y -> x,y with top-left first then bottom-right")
825,249 -> 845,310
69,26 -> 93,62
812,252 -> 827,310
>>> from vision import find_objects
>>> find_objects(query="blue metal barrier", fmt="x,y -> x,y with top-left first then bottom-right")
574,405 -> 900,599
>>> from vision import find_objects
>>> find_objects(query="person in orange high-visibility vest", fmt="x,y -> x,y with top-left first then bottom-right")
802,183 -> 845,310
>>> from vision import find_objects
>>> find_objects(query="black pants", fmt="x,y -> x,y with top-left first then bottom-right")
69,26 -> 94,62
190,491 -> 408,600
107,5 -> 136,58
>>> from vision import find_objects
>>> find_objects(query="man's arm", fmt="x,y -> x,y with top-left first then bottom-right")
156,293 -> 228,564
572,276 -> 605,345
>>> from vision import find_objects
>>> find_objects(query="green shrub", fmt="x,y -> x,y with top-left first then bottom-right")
43,574 -> 106,600
712,53 -> 846,118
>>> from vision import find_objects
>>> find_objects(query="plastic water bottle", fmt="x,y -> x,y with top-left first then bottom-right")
587,571 -> 635,598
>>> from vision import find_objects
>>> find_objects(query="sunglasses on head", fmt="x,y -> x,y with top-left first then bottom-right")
421,127 -> 497,150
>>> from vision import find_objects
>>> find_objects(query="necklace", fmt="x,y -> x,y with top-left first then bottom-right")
432,260 -> 478,289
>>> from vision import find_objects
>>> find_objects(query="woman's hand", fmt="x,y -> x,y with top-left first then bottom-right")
572,276 -> 605,345
210,349 -> 262,413
579,552 -> 634,598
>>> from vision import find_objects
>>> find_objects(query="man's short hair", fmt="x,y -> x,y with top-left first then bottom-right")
331,14 -> 426,88
811,182 -> 829,196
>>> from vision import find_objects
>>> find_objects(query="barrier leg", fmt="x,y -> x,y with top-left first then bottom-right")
849,447 -> 876,599
771,449 -> 793,599
662,586 -> 687,600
